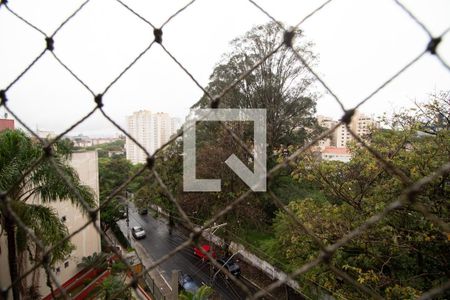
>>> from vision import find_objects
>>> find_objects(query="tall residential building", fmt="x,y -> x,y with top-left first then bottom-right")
126,110 -> 181,164
317,115 -> 337,149
318,111 -> 379,148
0,151 -> 101,299
333,111 -> 380,148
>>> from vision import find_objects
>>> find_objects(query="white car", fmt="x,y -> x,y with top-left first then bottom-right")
131,226 -> 146,239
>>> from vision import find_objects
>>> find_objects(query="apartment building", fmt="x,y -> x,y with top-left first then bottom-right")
317,115 -> 337,149
318,111 -> 379,148
0,151 -> 101,299
334,111 -> 379,148
125,110 -> 181,164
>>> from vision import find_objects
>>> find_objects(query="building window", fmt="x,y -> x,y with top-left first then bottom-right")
56,267 -> 60,273
61,216 -> 66,223
64,261 -> 69,268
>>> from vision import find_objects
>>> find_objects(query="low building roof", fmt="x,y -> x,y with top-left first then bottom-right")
322,146 -> 351,155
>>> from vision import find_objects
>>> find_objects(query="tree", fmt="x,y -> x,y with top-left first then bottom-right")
99,197 -> 126,232
133,141 -> 183,213
78,139 -> 125,158
179,285 -> 214,300
98,156 -> 134,200
98,156 -> 134,232
77,252 -> 109,271
144,22 -> 320,229
97,275 -> 130,300
275,96 -> 450,298
196,21 -> 319,149
0,129 -> 96,300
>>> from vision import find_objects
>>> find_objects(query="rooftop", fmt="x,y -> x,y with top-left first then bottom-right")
322,147 -> 351,155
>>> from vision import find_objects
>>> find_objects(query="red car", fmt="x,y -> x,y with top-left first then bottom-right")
193,245 -> 216,261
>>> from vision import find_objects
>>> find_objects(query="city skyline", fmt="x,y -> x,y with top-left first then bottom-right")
4,107 -> 382,139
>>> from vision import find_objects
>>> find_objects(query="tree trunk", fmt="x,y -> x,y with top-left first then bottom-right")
32,246 -> 42,294
17,250 -> 27,296
5,212 -> 21,300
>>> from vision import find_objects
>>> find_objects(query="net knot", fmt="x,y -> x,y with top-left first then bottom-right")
95,94 -> 103,108
154,28 -> 163,44
45,37 -> 54,51
426,37 -> 441,55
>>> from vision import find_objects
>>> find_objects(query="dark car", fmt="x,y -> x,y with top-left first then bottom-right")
178,272 -> 200,294
131,226 -> 146,239
118,205 -> 127,219
217,257 -> 241,278
138,207 -> 148,215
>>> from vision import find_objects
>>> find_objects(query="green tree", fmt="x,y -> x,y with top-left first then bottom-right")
98,156 -> 134,199
97,275 -> 130,300
196,21 -> 319,148
179,285 -> 214,300
98,156 -> 134,232
77,252 -> 109,271
275,97 -> 450,298
157,22 -> 321,229
0,129 -> 96,300
99,197 -> 126,232
133,141 -> 182,212
79,139 -> 125,158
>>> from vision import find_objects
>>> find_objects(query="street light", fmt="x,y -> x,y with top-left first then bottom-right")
126,201 -> 130,242
212,250 -> 242,280
206,223 -> 227,283
117,194 -> 130,242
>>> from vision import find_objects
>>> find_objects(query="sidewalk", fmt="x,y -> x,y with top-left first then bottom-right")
131,238 -> 173,297
105,229 -> 173,298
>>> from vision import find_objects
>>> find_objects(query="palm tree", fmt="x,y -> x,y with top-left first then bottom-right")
0,129 -> 96,300
77,252 -> 109,271
179,285 -> 214,300
97,275 -> 131,300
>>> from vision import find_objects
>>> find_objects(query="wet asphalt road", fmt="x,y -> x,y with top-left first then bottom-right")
118,206 -> 250,299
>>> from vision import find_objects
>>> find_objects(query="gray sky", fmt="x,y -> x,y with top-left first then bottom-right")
0,0 -> 449,137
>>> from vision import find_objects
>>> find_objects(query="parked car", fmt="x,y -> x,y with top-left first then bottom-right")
217,257 -> 241,278
178,272 -> 200,294
131,226 -> 146,239
138,207 -> 148,215
193,244 -> 216,261
118,205 -> 127,219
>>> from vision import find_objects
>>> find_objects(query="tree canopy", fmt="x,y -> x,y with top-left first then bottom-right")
196,22 -> 319,149
274,95 -> 450,299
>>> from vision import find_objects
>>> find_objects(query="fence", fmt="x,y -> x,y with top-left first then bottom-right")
143,273 -> 166,300
0,0 -> 449,300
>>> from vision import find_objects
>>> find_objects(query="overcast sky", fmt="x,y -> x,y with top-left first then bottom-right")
0,0 -> 449,137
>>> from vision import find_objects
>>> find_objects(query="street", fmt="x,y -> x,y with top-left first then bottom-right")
118,205 -> 254,299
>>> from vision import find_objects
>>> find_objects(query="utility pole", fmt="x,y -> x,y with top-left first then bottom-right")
207,223 -> 227,284
125,191 -> 130,242
213,250 -> 242,280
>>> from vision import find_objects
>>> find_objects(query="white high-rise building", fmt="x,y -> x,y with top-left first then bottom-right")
126,110 -> 181,164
